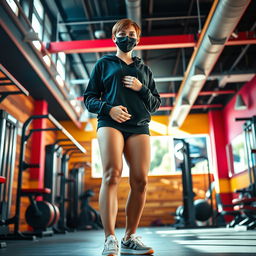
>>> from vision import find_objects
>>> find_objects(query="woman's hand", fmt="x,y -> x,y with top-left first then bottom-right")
109,105 -> 131,123
122,76 -> 142,91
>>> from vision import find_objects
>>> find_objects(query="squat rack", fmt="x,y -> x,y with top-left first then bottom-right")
6,114 -> 86,239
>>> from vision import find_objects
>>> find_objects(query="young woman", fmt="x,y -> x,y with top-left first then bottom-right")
84,18 -> 161,256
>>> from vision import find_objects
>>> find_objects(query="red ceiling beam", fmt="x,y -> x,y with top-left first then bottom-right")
47,31 -> 256,54
160,90 -> 235,98
48,34 -> 196,54
226,31 -> 256,46
159,104 -> 223,111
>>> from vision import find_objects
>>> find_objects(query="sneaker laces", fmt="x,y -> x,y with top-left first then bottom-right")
129,234 -> 146,247
105,235 -> 118,250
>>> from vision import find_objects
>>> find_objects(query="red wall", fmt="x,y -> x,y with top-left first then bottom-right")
223,75 -> 256,143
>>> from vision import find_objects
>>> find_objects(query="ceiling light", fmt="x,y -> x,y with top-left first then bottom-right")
234,94 -> 247,110
70,99 -> 77,106
75,105 -> 81,113
43,55 -> 51,67
32,40 -> 42,51
94,30 -> 106,39
231,32 -> 238,38
191,66 -> 206,81
55,75 -> 64,87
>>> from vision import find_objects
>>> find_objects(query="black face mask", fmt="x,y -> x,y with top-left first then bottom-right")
115,36 -> 137,53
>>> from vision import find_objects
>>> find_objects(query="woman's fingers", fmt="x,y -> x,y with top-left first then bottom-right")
123,76 -> 134,87
109,105 -> 131,123
119,106 -> 128,113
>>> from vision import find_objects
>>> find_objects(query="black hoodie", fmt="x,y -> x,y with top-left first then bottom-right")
83,55 -> 161,133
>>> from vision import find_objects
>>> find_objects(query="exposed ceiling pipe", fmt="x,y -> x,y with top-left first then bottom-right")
169,0 -> 251,128
81,0 -> 100,60
125,0 -> 141,25
125,0 -> 142,58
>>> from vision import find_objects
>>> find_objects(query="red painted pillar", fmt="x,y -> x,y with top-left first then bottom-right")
29,100 -> 48,188
208,110 -> 233,211
209,110 -> 229,179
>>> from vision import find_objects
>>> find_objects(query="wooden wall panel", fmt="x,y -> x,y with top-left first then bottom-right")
81,139 -> 213,228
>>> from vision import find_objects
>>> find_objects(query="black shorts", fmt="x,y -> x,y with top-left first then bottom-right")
120,130 -> 149,141
97,120 -> 150,141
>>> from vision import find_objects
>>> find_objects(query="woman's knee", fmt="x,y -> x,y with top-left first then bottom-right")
103,167 -> 122,185
130,175 -> 148,192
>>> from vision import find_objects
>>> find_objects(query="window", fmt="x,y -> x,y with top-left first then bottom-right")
150,136 -> 174,175
91,139 -> 130,178
174,135 -> 211,174
56,52 -> 66,80
227,133 -> 248,176
32,13 -> 43,39
6,0 -> 19,15
91,135 -> 212,178
33,0 -> 43,19
43,14 -> 52,42
20,0 -> 30,19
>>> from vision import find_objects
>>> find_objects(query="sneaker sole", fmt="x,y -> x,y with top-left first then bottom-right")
120,249 -> 154,255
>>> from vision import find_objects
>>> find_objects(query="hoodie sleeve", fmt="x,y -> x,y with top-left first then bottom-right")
83,61 -> 113,115
137,68 -> 161,113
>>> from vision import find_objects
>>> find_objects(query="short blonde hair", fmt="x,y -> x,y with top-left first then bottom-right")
112,18 -> 141,38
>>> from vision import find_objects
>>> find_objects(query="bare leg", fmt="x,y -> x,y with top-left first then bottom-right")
123,134 -> 150,239
97,127 -> 124,238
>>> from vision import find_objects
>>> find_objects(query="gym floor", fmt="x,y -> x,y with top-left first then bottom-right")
1,227 -> 256,256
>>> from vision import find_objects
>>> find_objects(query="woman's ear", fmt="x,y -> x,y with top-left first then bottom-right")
112,34 -> 116,43
136,38 -> 140,45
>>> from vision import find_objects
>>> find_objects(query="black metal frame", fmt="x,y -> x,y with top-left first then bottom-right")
1,113 -> 85,240
66,168 -> 84,229
236,116 -> 256,196
0,110 -> 19,247
0,64 -> 29,103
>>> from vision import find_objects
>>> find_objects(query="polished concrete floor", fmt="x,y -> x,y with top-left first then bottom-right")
0,227 -> 256,255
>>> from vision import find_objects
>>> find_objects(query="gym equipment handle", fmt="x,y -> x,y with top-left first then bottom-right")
0,64 -> 29,96
48,114 -> 86,154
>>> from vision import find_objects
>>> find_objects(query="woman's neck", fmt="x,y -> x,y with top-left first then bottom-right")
116,50 -> 133,63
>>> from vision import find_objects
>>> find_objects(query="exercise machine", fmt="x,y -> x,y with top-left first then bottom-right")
67,167 -> 84,229
1,114 -> 86,239
44,142 -> 86,233
0,110 -> 18,245
173,139 -> 214,228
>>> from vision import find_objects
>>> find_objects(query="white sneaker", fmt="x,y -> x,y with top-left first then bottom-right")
102,235 -> 119,256
120,234 -> 154,255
